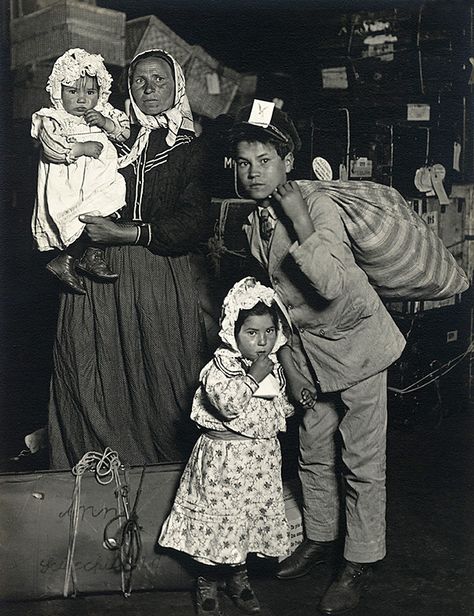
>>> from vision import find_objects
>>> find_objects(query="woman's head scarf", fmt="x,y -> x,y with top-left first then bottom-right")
118,49 -> 194,168
218,277 -> 287,358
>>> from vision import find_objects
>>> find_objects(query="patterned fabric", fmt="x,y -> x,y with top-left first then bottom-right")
259,208 -> 274,242
158,434 -> 290,564
158,277 -> 294,564
243,190 -> 406,393
118,49 -> 194,169
297,180 -> 469,300
191,355 -> 293,436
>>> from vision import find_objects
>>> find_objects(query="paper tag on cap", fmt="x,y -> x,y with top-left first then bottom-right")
248,99 -> 275,128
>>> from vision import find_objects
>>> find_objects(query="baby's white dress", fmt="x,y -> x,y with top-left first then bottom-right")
31,106 -> 127,250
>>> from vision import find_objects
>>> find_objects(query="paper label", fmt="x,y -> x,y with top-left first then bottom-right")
321,67 -> 348,89
407,104 -> 430,121
350,157 -> 373,178
248,99 -> 275,127
206,72 -> 221,95
421,210 -> 439,233
453,141 -> 461,172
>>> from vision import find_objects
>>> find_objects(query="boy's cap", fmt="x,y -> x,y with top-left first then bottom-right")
231,100 -> 302,152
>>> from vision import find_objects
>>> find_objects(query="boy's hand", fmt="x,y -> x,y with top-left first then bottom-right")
272,181 -> 314,244
300,388 -> 318,410
249,354 -> 274,383
287,372 -> 318,409
80,141 -> 104,159
84,109 -> 107,129
272,181 -> 307,221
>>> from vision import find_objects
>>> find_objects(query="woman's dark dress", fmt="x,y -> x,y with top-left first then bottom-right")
49,127 -> 213,468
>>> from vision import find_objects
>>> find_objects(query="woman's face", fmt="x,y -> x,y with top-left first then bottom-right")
130,56 -> 175,115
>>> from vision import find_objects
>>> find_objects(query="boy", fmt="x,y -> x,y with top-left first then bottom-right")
228,100 -> 406,614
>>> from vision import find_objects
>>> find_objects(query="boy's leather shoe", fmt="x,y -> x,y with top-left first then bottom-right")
318,560 -> 373,614
226,567 -> 261,614
276,539 -> 335,579
46,253 -> 85,295
196,576 -> 222,616
77,247 -> 118,281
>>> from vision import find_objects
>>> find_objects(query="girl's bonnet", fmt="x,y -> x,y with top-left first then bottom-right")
218,276 -> 288,357
46,48 -> 113,112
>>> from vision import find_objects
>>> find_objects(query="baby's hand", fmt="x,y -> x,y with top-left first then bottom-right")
249,354 -> 274,383
84,109 -> 107,129
81,141 -> 104,159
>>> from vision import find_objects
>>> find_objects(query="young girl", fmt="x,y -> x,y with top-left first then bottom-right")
31,48 -> 130,294
159,276 -> 295,616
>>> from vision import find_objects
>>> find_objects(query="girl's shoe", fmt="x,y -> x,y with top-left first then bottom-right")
76,247 -> 118,281
195,576 -> 223,616
226,567 -> 261,614
46,253 -> 85,295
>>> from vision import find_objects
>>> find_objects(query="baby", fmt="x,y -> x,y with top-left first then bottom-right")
31,48 -> 130,294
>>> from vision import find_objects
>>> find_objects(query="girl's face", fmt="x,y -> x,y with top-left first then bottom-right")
130,56 -> 175,115
235,140 -> 293,202
236,313 -> 277,361
61,76 -> 99,117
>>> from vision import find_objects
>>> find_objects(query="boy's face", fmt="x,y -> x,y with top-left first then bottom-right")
235,140 -> 293,203
61,76 -> 99,117
236,313 -> 277,361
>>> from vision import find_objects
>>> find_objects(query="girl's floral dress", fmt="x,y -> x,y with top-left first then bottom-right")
159,351 -> 294,565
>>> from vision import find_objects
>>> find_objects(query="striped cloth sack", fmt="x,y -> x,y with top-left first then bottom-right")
297,180 -> 469,300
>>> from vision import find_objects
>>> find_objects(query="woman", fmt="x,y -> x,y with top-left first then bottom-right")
48,49 -> 214,468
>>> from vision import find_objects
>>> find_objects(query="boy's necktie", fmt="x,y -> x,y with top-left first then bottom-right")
259,209 -> 274,242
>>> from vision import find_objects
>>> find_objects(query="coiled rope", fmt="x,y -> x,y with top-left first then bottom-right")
63,448 -> 145,598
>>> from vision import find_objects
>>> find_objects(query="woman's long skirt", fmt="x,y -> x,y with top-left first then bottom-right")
48,245 -> 208,469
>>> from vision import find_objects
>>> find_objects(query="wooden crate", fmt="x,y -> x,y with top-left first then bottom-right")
125,15 -> 192,67
13,62 -> 53,119
451,183 -> 474,282
409,194 -> 467,311
10,0 -> 126,69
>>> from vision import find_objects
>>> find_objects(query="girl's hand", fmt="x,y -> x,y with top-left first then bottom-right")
84,109 -> 107,129
79,215 -> 135,245
249,354 -> 274,383
79,141 -> 103,159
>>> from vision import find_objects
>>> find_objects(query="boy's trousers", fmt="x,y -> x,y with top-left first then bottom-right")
299,370 -> 387,563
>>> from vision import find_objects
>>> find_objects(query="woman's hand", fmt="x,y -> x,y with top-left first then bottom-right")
79,215 -> 136,245
272,181 -> 314,244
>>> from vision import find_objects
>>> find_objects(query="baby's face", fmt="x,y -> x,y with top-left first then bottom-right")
61,76 -> 99,117
236,313 -> 277,361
